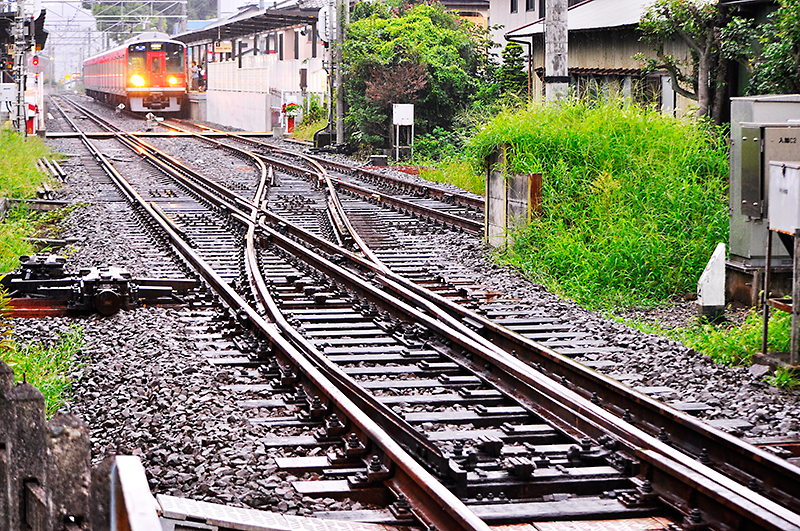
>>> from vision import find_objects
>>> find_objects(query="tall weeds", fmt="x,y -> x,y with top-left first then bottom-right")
467,97 -> 729,309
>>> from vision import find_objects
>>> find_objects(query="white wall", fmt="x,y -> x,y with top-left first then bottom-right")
205,54 -> 327,131
207,55 -> 327,93
207,90 -> 270,130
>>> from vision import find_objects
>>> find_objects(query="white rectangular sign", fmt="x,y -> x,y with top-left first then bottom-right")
393,103 -> 414,126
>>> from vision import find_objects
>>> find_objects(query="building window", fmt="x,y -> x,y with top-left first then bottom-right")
279,32 -> 284,60
294,30 -> 300,59
511,0 -> 518,13
538,0 -> 544,15
526,0 -> 535,11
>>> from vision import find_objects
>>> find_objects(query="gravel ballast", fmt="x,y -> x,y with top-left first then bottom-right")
12,98 -> 798,512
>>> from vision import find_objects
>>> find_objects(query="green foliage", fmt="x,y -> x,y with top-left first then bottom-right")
0,208 -> 37,272
747,1 -> 800,95
0,325 -> 84,417
414,126 -> 462,161
0,127 -> 52,198
498,42 -> 527,95
304,94 -> 327,123
420,159 -> 484,195
669,311 -> 789,365
637,0 -> 735,120
766,366 -> 800,390
189,0 -> 217,20
0,128 -> 61,272
467,97 -> 729,309
293,119 -> 328,142
343,1 -> 492,148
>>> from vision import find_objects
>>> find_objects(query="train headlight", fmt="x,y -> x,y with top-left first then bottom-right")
168,76 -> 179,86
130,74 -> 146,87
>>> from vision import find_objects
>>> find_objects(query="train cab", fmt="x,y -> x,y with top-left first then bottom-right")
127,40 -> 186,112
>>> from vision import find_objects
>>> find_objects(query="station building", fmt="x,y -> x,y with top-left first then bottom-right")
174,1 -> 323,131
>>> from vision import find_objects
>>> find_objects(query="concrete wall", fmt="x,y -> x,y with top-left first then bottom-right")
207,90 -> 271,131
205,55 -> 328,131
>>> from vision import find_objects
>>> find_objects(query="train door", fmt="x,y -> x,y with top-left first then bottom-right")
147,51 -> 166,86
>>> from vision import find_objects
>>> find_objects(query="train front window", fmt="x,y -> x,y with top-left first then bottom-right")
129,55 -> 145,73
165,44 -> 184,73
151,56 -> 162,73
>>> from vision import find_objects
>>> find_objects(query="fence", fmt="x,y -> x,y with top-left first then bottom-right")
0,359 -> 158,530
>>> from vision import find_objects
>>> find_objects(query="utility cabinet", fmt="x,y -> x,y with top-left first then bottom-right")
728,95 -> 800,304
731,122 -> 800,264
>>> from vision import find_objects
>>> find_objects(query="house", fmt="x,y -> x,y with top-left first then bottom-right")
502,0 -> 694,113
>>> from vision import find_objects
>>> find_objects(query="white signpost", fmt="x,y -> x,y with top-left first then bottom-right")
392,103 -> 414,160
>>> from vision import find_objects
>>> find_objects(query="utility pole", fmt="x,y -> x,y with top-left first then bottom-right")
13,0 -> 27,136
334,0 -> 346,144
544,0 -> 568,102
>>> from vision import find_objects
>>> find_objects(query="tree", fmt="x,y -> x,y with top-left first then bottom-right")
746,0 -> 800,95
342,1 -> 492,146
638,0 -> 729,121
498,42 -> 527,96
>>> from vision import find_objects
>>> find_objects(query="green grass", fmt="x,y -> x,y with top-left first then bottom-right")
766,366 -> 800,390
0,126 -> 53,198
464,96 -> 728,310
0,203 -> 83,272
292,118 -> 328,142
669,311 -> 790,366
0,208 -> 37,272
420,159 -> 485,196
626,311 -> 800,390
0,291 -> 83,417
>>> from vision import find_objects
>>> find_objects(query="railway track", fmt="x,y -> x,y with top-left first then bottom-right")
46,96 -> 800,530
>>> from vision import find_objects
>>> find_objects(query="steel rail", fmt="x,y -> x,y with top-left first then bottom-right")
230,147 -> 800,526
222,133 -> 800,517
250,212 -> 800,530
54,97 -> 493,531
59,101 -> 800,528
161,120 -> 484,234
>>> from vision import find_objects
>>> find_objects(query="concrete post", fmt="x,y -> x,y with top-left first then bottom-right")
544,0 -> 568,102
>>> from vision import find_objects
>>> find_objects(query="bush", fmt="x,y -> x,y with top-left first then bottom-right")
304,94 -> 327,123
467,96 -> 729,309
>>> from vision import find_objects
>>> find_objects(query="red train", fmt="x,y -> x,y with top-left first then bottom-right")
83,32 -> 187,114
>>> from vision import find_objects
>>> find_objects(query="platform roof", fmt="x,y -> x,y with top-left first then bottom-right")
505,0 -> 654,39
173,5 -> 316,45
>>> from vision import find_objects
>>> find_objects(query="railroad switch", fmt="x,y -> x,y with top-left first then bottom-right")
2,254 -> 198,316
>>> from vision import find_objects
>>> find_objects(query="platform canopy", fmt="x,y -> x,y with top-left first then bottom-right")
173,4 -> 317,45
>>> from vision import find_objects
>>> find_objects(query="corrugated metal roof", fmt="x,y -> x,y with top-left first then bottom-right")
505,0 -> 655,38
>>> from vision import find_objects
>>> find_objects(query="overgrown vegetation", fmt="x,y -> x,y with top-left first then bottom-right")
0,128 -> 52,198
0,129 -> 62,271
766,366 -> 800,390
670,311 -> 789,366
0,320 -> 84,417
343,1 -> 494,148
293,118 -> 328,142
465,96 -> 728,309
419,159 -> 484,195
